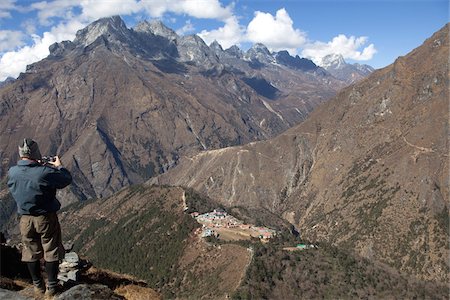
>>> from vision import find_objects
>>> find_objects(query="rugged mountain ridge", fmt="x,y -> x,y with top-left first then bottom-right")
153,24 -> 449,282
0,16 -> 350,204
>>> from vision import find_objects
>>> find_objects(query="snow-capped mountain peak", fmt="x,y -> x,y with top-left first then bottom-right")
318,53 -> 374,84
320,53 -> 346,69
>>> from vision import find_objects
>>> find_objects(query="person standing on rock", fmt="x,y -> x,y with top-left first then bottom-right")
7,138 -> 72,297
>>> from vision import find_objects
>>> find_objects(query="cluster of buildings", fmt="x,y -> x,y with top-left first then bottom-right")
191,208 -> 239,228
191,208 -> 277,240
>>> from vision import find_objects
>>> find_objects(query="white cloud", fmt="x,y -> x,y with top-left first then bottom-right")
174,0 -> 233,20
246,8 -> 306,54
0,19 -> 85,81
30,0 -> 79,25
198,16 -> 244,48
80,0 -> 141,21
176,20 -> 195,36
50,18 -> 86,41
0,30 -> 25,52
302,34 -> 377,64
26,0 -> 232,23
198,8 -> 307,53
21,19 -> 38,35
0,11 -> 11,18
0,35 -> 50,80
141,0 -> 233,20
0,0 -> 17,19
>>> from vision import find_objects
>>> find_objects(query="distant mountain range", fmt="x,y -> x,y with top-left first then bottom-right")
0,16 -> 366,203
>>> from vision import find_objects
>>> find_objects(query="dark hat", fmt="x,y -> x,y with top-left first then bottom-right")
18,138 -> 42,160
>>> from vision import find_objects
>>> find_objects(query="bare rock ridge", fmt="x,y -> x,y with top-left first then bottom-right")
74,15 -> 130,47
153,24 -> 449,282
134,20 -> 178,41
275,50 -> 318,72
0,15 -> 363,204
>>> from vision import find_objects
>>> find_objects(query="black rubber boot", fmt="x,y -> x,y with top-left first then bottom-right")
26,261 -> 45,294
45,261 -> 60,297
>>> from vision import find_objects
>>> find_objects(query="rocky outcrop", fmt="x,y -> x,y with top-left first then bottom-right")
0,289 -> 32,300
224,45 -> 243,59
0,243 -> 30,279
177,35 -> 221,71
74,16 -> 130,48
134,20 -> 178,41
56,284 -> 123,300
244,43 -> 276,65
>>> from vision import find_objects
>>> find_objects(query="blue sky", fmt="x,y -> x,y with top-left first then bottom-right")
0,0 -> 447,81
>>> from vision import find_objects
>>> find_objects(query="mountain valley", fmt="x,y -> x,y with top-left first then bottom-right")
154,24 -> 449,283
0,15 -> 448,300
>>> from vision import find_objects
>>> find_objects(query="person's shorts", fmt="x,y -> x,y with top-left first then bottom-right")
19,212 -> 64,262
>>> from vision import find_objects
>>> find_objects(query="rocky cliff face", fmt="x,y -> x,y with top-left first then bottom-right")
153,24 -> 449,282
244,43 -> 276,65
274,50 -> 318,72
0,16 -> 348,204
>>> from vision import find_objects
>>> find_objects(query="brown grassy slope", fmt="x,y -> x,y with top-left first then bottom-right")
287,23 -> 449,283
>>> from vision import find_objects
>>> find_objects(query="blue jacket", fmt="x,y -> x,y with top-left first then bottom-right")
7,160 -> 72,215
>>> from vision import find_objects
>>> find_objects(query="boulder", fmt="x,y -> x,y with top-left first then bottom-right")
55,284 -> 123,300
0,288 -> 33,300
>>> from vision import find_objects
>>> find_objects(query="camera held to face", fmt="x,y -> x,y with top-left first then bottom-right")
41,156 -> 56,165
